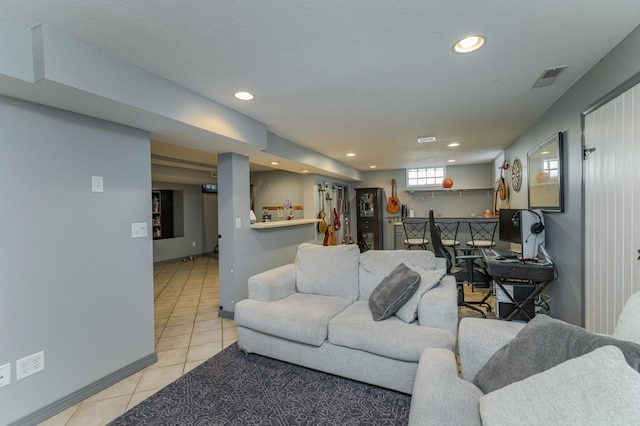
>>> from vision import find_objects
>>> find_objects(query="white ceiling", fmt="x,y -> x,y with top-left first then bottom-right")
2,1 -> 640,173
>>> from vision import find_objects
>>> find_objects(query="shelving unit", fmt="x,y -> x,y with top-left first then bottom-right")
152,190 -> 174,240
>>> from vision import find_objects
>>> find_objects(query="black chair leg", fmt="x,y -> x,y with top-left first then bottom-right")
458,285 -> 487,318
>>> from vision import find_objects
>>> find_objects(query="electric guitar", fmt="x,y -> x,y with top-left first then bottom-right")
342,217 -> 355,244
317,186 -> 328,234
386,179 -> 400,213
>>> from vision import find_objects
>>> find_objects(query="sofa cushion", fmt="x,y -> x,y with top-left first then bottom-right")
479,346 -> 640,426
613,291 -> 640,344
235,293 -> 353,346
329,301 -> 456,362
474,314 -> 640,393
295,243 -> 360,301
359,250 -> 437,301
395,267 -> 446,323
369,263 -> 421,321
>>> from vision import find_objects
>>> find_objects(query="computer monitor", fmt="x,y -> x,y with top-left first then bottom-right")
499,209 -> 521,244
499,208 -> 546,258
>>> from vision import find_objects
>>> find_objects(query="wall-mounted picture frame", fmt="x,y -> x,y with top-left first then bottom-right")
528,132 -> 564,212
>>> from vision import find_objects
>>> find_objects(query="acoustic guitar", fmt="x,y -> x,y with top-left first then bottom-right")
324,193 -> 337,246
386,179 -> 400,213
498,161 -> 509,201
317,186 -> 328,234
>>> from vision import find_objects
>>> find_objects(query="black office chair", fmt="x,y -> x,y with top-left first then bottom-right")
436,220 -> 460,263
401,217 -> 429,250
429,210 -> 491,317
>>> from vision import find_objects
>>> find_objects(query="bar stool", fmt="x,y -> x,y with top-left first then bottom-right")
401,217 -> 429,250
466,221 -> 497,295
436,220 -> 460,263
466,221 -> 497,253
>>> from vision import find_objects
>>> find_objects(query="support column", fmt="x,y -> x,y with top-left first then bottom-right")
217,152 -> 250,318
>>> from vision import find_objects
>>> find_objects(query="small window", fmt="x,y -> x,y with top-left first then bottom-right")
495,152 -> 505,181
406,167 -> 445,187
543,159 -> 559,178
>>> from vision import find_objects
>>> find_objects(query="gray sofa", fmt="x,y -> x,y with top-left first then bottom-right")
235,243 -> 458,394
409,291 -> 640,425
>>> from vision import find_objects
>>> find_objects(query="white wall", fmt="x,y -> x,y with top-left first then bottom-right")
0,96 -> 155,424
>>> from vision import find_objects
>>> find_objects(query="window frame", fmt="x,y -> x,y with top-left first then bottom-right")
406,166 -> 446,188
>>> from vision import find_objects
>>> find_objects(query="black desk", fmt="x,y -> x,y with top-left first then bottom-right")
481,249 -> 555,321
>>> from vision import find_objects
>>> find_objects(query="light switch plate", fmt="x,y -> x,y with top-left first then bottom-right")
131,222 -> 147,238
0,363 -> 10,388
235,218 -> 241,228
91,176 -> 104,192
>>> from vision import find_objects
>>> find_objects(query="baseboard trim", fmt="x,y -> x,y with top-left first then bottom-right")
11,352 -> 158,426
219,309 -> 235,320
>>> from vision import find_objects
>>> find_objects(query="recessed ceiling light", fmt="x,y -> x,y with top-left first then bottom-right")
453,35 -> 486,54
234,91 -> 254,100
271,161 -> 279,165
417,136 -> 437,144
301,169 -> 309,173
448,142 -> 460,147
369,165 -> 377,169
346,153 -> 356,157
447,159 -> 456,163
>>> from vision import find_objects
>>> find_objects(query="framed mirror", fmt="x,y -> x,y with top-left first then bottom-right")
528,132 -> 564,212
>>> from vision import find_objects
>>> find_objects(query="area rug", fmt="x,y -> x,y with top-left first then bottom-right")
109,343 -> 411,425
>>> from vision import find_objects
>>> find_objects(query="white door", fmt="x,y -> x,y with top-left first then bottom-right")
583,81 -> 640,334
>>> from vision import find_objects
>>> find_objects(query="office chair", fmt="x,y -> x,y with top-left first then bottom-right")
429,210 -> 491,317
401,217 -> 429,250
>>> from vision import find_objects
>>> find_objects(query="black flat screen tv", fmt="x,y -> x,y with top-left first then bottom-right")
499,209 -> 521,244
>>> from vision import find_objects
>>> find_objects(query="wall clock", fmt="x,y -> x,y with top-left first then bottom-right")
511,158 -> 522,192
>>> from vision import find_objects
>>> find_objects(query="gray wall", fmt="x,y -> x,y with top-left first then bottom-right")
357,164 -> 495,218
504,26 -> 640,326
151,182 -> 219,263
0,96 -> 155,424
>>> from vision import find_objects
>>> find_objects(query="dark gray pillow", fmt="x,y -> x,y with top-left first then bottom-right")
368,263 -> 421,321
474,314 -> 640,393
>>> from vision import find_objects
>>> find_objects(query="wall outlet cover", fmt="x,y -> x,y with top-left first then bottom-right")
0,363 -> 10,388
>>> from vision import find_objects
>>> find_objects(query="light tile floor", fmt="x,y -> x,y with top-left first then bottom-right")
39,255 -> 236,426
39,256 -> 495,426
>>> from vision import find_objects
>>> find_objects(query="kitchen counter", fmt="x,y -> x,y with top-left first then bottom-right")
250,218 -> 321,229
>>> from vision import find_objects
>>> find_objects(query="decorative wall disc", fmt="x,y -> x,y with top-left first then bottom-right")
511,158 -> 522,192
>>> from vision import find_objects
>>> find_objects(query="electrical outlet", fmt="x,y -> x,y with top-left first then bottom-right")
16,351 -> 44,381
0,363 -> 10,388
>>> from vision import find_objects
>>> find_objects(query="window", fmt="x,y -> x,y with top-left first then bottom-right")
543,159 -> 559,178
407,167 -> 445,187
494,152 -> 505,181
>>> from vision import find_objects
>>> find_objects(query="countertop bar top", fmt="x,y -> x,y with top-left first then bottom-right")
250,218 -> 321,229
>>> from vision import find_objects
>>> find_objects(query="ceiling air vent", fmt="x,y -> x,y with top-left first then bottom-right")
532,66 -> 567,88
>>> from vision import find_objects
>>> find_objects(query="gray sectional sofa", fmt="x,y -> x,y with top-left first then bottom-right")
235,243 -> 458,394
409,291 -> 640,425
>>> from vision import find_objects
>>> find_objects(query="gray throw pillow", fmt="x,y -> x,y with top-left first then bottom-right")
474,314 -> 640,394
368,263 -> 421,321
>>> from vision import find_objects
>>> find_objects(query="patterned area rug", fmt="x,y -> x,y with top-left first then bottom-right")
109,344 -> 411,425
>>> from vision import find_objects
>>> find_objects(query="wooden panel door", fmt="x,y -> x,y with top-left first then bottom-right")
583,81 -> 640,334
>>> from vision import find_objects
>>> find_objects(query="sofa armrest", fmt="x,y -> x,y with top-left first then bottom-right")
409,348 -> 483,426
247,263 -> 297,302
418,275 -> 458,337
458,317 -> 525,381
